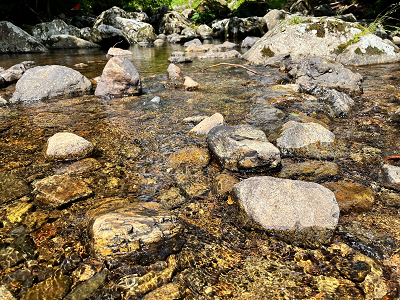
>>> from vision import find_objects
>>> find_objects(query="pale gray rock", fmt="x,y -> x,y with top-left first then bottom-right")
233,176 -> 340,247
392,108 -> 400,122
153,38 -> 164,45
95,56 -> 142,97
94,6 -> 133,28
167,63 -> 183,81
245,104 -> 285,131
10,65 -> 91,102
183,76 -> 199,91
181,8 -> 195,19
96,24 -> 130,46
337,34 -> 400,66
0,61 -> 35,85
381,164 -> 400,184
243,18 -> 364,64
190,113 -> 224,135
31,19 -> 81,42
80,27 -> 103,43
107,47 -> 132,57
319,89 -> 355,118
48,34 -> 100,49
181,27 -> 197,38
184,38 -> 202,48
276,121 -> 335,158
0,21 -> 48,53
207,125 -> 281,171
0,96 -> 6,106
158,11 -> 192,35
198,50 -> 241,59
241,36 -> 260,48
197,24 -> 213,39
212,17 -> 267,39
91,202 -> 183,265
46,132 -> 94,160
0,285 -> 16,300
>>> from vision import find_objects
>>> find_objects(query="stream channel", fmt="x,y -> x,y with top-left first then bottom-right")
1,41 -> 400,299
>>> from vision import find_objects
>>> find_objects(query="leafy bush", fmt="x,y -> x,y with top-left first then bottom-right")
191,11 -> 216,24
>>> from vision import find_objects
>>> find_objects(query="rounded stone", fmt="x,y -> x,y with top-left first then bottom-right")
46,132 -> 94,160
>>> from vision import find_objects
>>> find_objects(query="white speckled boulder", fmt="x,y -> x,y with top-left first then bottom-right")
46,132 -> 94,160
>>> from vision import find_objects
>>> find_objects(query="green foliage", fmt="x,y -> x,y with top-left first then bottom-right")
191,11 -> 216,24
267,0 -> 287,9
289,15 -> 304,25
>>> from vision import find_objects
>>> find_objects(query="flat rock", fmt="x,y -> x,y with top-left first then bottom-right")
33,174 -> 93,208
48,34 -> 100,49
207,125 -> 281,172
276,120 -> 335,158
0,171 -> 31,204
91,202 -> 183,265
22,275 -> 71,300
211,173 -> 240,200
183,76 -> 199,91
323,181 -> 375,213
95,56 -> 142,98
278,159 -> 340,181
233,176 -> 340,247
54,158 -> 101,175
190,113 -> 224,135
10,65 -> 91,102
107,47 -> 132,57
46,132 -> 94,160
167,147 -> 210,172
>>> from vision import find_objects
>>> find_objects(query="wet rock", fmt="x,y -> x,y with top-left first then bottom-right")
22,210 -> 49,233
335,257 -> 371,282
207,125 -> 281,172
46,132 -> 94,160
95,56 -> 142,98
168,55 -> 193,63
337,221 -> 398,260
276,121 -> 335,158
6,202 -> 34,224
183,76 -> 199,91
263,9 -> 288,31
33,174 -> 93,208
64,270 -> 107,300
107,47 -> 132,57
288,57 -> 363,95
167,147 -> 210,172
175,173 -> 210,199
211,173 -> 240,200
91,202 -> 183,265
380,188 -> 400,207
198,50 -> 242,59
242,18 -> 366,65
323,181 -> 375,213
182,115 -> 208,124
278,159 -> 340,181
143,282 -> 186,300
31,19 -> 81,42
245,104 -> 285,131
0,96 -> 6,105
0,21 -> 48,53
241,36 -> 260,48
54,158 -> 101,175
157,187 -> 186,209
197,24 -> 213,39
0,247 -> 25,269
381,164 -> 400,184
48,35 -> 100,49
22,275 -> 71,300
10,65 -> 91,102
317,89 -> 355,118
96,24 -> 130,47
227,17 -> 267,39
184,38 -> 202,48
0,61 -> 36,86
153,38 -> 164,45
190,113 -> 224,135
313,275 -> 360,299
392,107 -> 400,122
270,83 -> 300,93
233,176 -> 340,247
0,285 -> 16,300
337,34 -> 400,66
0,171 -> 31,204
167,63 -> 183,81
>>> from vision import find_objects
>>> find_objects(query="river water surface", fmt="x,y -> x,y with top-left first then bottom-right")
1,43 -> 400,299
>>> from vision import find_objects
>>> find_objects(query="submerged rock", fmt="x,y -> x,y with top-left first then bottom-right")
10,65 -> 91,102
22,275 -> 71,300
48,35 -> 100,49
0,21 -> 48,53
0,171 -> 31,204
233,176 -> 340,247
276,121 -> 335,158
33,174 -> 93,208
95,56 -> 142,98
46,132 -> 94,160
91,202 -> 183,266
64,270 -> 107,300
207,125 -> 281,172
278,159 -> 340,181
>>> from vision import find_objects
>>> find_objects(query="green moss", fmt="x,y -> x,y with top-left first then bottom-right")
355,46 -> 384,55
335,40 -> 354,54
308,22 -> 325,38
261,46 -> 275,57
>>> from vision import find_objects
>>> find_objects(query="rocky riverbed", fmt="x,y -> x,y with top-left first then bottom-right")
1,41 -> 400,299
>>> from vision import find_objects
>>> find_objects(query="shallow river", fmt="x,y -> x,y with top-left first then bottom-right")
1,42 -> 400,299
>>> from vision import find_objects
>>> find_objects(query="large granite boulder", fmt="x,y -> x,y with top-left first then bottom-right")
31,19 -> 81,43
96,24 -> 130,47
288,56 -> 363,95
276,120 -> 335,158
207,125 -> 281,171
197,24 -> 213,39
0,21 -> 48,53
195,0 -> 230,19
233,176 -> 340,247
10,65 -> 91,102
47,35 -> 100,49
212,17 -> 267,39
337,34 -> 400,65
94,6 -> 157,43
158,12 -> 192,35
242,17 -> 372,65
263,9 -> 287,31
91,202 -> 183,265
95,56 -> 142,98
